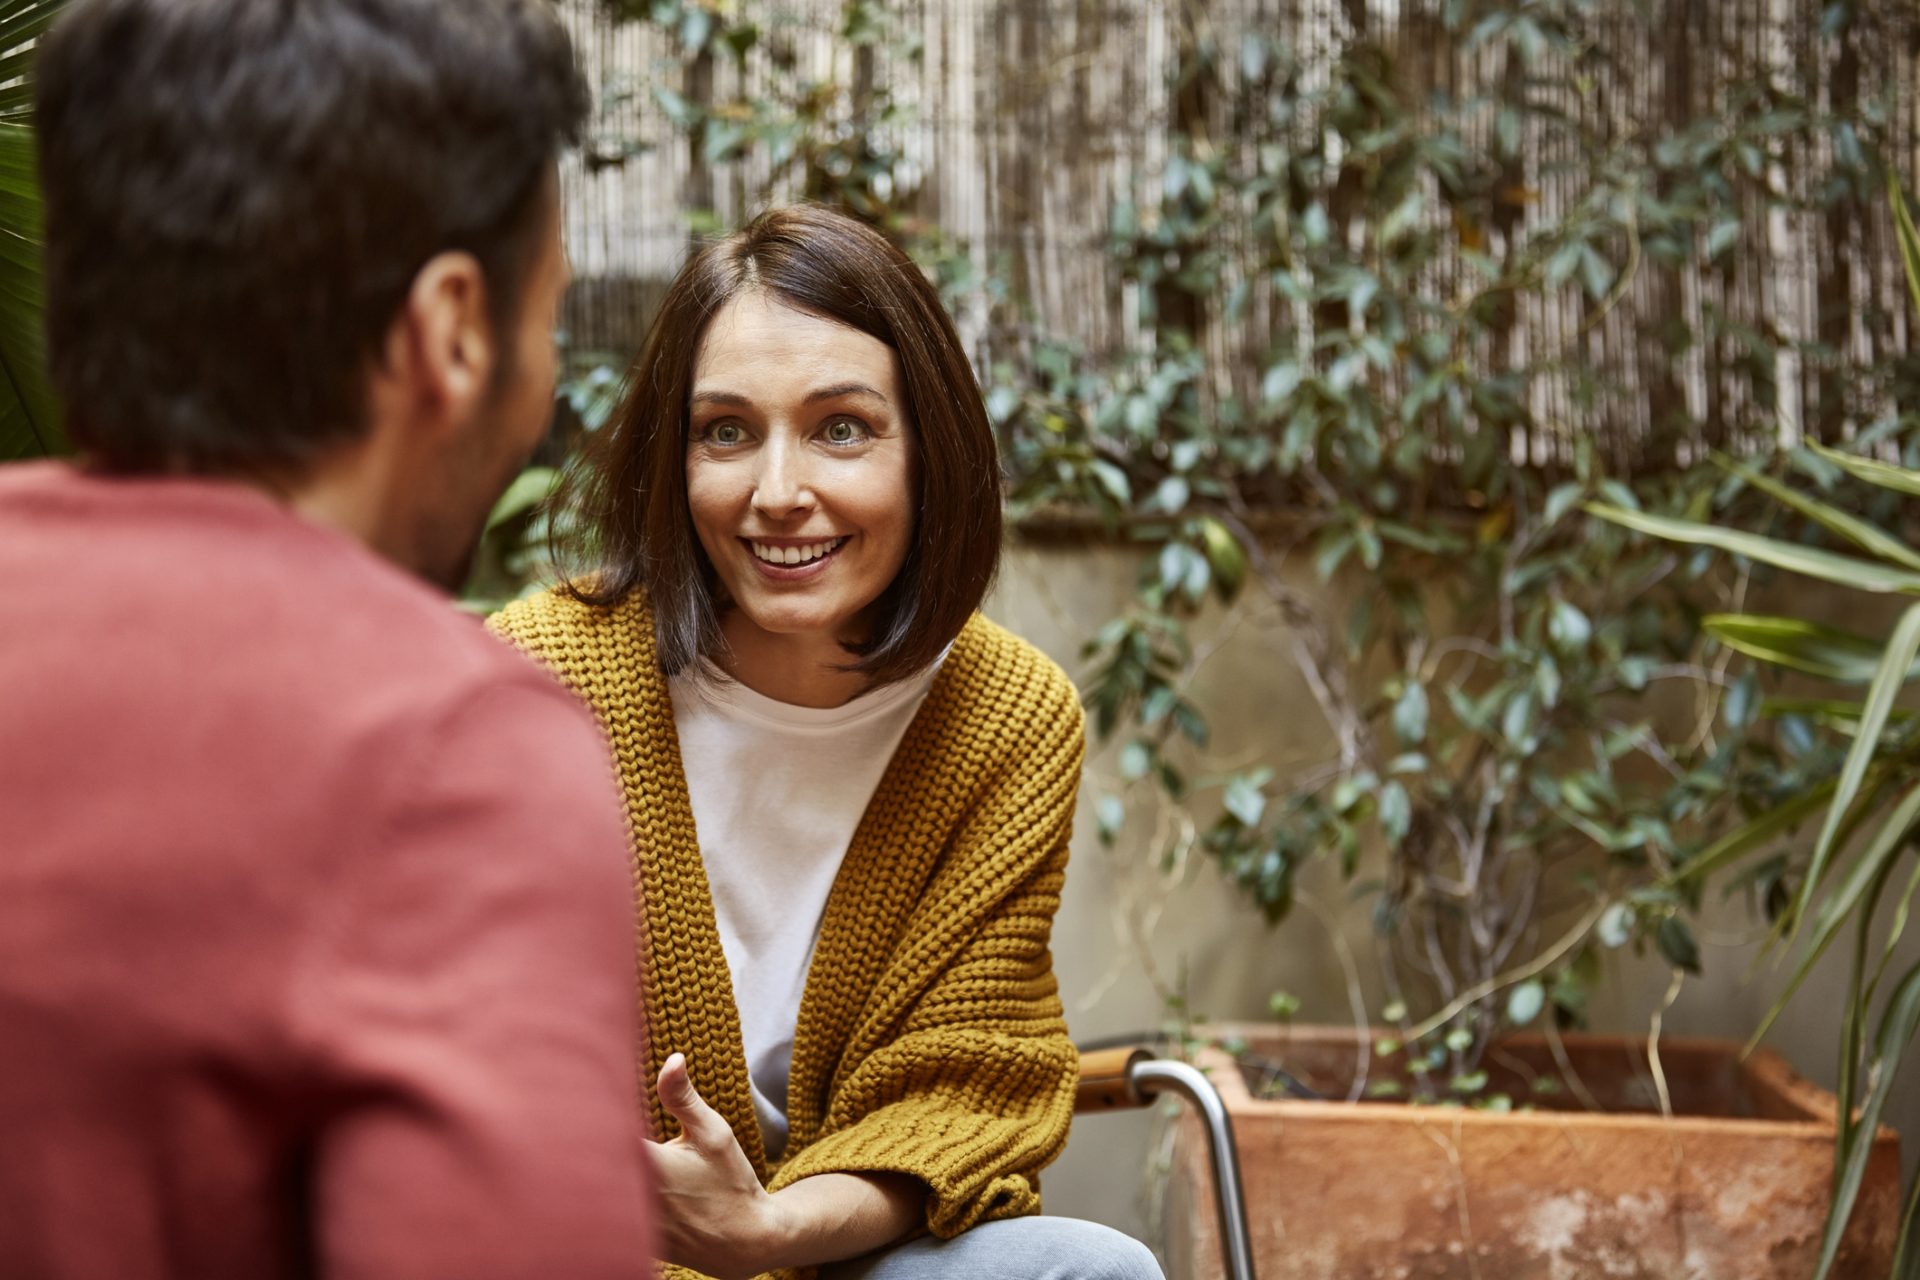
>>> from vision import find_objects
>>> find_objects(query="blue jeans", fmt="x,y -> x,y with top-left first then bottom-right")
819,1217 -> 1164,1280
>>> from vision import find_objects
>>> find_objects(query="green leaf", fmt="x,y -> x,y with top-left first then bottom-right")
1501,690 -> 1535,749
1656,917 -> 1702,974
1760,697 -> 1920,728
678,3 -> 714,51
1224,774 -> 1267,827
1808,441 -> 1920,500
0,120 -> 63,459
1812,961 -> 1920,1280
1706,217 -> 1742,259
1724,459 -> 1920,573
1392,682 -> 1429,746
1893,171 -> 1920,319
1450,1070 -> 1489,1094
1124,395 -> 1157,438
984,385 -> 1020,425
1673,778 -> 1839,885
1579,246 -> 1615,300
1723,672 -> 1758,730
1706,614 -> 1917,684
1313,530 -> 1354,582
1792,602 -> 1920,942
652,83 -> 701,128
1260,361 -> 1303,409
1543,482 -> 1584,526
1753,783 -> 1920,1051
1378,781 -> 1412,843
1548,599 -> 1592,651
1330,771 -> 1375,815
1301,202 -> 1329,245
483,466 -> 558,532
1598,902 -> 1634,947
1506,980 -> 1546,1026
1589,504 -> 1920,595
1088,459 -> 1132,507
1356,521 -> 1383,570
1197,517 -> 1247,600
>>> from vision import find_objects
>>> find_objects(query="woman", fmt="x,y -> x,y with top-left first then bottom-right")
491,205 -> 1162,1280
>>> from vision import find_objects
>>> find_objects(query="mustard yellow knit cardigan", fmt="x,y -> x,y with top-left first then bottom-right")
488,590 -> 1084,1280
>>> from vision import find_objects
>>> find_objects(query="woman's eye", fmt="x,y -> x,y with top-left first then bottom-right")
823,418 -> 869,446
705,422 -> 745,446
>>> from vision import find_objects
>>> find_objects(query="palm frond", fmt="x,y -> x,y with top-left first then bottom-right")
0,0 -> 66,460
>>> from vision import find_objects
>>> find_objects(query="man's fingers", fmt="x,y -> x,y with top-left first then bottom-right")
656,1053 -> 734,1149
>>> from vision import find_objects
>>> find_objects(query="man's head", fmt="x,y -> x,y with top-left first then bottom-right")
35,0 -> 588,587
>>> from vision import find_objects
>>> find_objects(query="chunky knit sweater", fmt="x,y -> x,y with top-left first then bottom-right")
488,591 -> 1084,1280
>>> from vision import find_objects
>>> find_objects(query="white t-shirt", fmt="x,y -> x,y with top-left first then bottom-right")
668,656 -> 943,1159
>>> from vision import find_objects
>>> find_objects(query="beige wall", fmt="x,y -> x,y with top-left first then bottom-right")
983,537 -> 1920,1245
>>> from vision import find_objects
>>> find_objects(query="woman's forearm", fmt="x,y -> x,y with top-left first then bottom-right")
759,1171 -> 925,1270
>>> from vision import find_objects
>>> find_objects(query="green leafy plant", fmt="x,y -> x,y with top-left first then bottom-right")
0,0 -> 71,461
1593,173 -> 1920,1280
520,1 -> 1914,1120
991,2 -> 1895,1095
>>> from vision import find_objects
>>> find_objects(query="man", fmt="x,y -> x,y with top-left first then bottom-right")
0,1 -> 655,1275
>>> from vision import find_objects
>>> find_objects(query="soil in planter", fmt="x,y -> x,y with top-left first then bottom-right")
1234,1029 -> 1803,1119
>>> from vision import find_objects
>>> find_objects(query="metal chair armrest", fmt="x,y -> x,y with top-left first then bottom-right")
1071,1044 -> 1259,1280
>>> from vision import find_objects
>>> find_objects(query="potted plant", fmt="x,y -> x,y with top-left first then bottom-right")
1565,171 -> 1920,1280
996,10 -> 1918,1279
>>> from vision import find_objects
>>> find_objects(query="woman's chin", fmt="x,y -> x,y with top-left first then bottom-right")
727,596 -> 865,645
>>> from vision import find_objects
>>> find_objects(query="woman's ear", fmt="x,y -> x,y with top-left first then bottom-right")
388,249 -> 495,431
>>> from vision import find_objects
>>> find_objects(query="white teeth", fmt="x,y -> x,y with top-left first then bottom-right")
751,537 -> 846,566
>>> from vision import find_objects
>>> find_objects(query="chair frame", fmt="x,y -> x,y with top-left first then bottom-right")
1075,1046 -> 1258,1280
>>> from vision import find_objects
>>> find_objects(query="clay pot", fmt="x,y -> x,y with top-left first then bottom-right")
1164,1023 -> 1900,1280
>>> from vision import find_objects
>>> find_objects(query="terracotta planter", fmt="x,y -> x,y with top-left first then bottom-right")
1164,1024 -> 1900,1280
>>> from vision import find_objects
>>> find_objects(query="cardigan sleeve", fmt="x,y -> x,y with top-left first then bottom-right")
765,678 -> 1085,1240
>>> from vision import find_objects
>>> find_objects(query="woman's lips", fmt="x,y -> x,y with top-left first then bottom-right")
740,535 -> 850,581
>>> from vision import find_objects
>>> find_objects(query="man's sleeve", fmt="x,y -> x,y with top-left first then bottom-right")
293,675 -> 655,1279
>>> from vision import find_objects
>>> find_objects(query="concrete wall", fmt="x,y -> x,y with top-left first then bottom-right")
983,536 -> 1920,1247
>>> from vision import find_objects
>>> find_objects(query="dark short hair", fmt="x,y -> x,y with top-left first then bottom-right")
561,204 -> 1002,685
35,0 -> 589,475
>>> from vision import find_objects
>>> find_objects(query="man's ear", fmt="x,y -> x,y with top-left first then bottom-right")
387,250 -> 494,428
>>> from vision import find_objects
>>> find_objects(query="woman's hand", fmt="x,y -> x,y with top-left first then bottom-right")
649,1053 -> 784,1280
647,1053 -> 926,1276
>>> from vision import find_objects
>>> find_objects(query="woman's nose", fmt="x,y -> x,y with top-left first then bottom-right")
750,436 -> 814,520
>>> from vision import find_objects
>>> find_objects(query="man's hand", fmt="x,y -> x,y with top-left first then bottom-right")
649,1053 -> 785,1280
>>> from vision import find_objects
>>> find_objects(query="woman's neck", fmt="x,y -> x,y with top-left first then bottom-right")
716,610 -> 873,708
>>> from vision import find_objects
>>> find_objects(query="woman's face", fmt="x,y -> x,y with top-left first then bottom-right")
685,290 -> 914,647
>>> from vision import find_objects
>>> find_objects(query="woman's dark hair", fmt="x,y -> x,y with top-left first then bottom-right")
34,0 -> 589,475
561,204 -> 1002,686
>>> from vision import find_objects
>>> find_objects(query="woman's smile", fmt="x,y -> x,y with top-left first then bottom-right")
743,535 -> 853,576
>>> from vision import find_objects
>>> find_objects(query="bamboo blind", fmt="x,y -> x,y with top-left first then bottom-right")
556,1 -> 1920,472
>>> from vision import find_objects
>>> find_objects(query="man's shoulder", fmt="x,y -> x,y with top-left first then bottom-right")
0,465 -> 584,768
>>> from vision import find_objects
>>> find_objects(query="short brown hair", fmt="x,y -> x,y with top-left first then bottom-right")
36,0 -> 588,475
559,204 -> 1001,685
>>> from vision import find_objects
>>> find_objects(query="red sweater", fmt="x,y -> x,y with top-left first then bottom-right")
0,463 -> 655,1278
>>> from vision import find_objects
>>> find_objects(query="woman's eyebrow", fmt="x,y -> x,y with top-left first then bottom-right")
806,381 -> 889,404
690,389 -> 751,407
